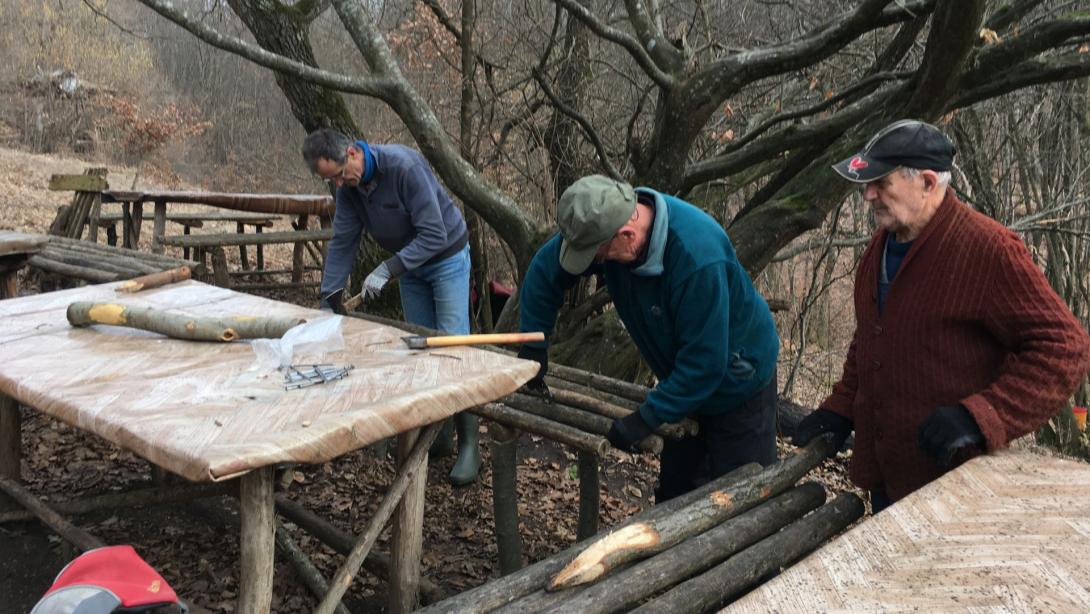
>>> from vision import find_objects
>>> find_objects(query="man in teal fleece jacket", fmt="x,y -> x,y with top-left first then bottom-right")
518,175 -> 780,502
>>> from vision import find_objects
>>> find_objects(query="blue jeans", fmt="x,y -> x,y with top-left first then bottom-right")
398,244 -> 471,335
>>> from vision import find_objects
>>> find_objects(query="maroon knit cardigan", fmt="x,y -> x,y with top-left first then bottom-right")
821,188 -> 1090,501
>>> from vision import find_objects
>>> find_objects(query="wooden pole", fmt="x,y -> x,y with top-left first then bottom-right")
0,481 -> 235,523
415,463 -> 764,614
210,246 -> 231,288
66,302 -> 305,342
471,403 -> 610,456
115,266 -> 192,293
0,394 -> 21,481
576,451 -> 600,540
490,423 -> 524,575
316,421 -> 442,614
238,466 -> 276,614
534,482 -> 827,614
1,267 -> 17,299
292,214 -> 308,283
548,437 -> 832,590
630,493 -> 866,614
28,255 -> 118,283
503,393 -> 663,455
0,476 -> 104,551
153,199 -> 167,254
275,524 -> 351,614
273,495 -> 445,604
548,387 -> 696,440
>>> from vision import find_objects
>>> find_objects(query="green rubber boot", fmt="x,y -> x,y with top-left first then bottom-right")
430,417 -> 455,458
449,413 -> 481,486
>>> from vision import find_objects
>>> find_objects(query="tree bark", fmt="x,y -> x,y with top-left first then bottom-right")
0,481 -> 234,523
472,403 -> 610,456
576,450 -> 600,540
416,463 -> 763,614
275,524 -> 351,614
0,476 -> 104,552
115,265 -> 192,292
503,393 -> 663,454
66,302 -> 304,342
490,422 -> 524,575
536,482 -> 826,614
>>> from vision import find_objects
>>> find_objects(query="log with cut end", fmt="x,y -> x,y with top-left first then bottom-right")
630,492 -> 866,614
547,436 -> 833,590
115,265 -> 192,292
66,301 -> 305,342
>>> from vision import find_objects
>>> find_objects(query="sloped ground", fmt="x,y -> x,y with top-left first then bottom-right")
0,145 -> 861,612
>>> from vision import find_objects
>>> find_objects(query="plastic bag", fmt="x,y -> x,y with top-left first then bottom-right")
251,315 -> 345,370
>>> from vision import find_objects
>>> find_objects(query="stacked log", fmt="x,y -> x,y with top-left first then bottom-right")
29,235 -> 200,283
421,438 -> 864,614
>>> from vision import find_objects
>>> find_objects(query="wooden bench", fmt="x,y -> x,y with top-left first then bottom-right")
94,211 -> 279,268
159,228 -> 333,289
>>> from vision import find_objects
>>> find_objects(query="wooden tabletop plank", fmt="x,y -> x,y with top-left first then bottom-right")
101,190 -> 334,216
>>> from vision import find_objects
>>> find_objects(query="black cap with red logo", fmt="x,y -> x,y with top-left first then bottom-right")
832,119 -> 956,183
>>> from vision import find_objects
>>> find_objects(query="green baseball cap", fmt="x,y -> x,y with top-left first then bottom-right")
557,175 -> 636,274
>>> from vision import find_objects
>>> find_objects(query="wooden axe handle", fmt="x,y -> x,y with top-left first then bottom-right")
420,332 -> 545,348
343,292 -> 364,311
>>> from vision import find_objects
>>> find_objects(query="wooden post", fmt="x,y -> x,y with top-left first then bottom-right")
182,225 -> 192,260
152,199 -> 167,254
129,202 -> 144,248
238,467 -> 275,614
1,268 -> 17,300
237,222 -> 250,270
121,203 -> 133,248
292,214 -> 308,283
0,394 -> 19,481
210,246 -> 231,288
256,226 -> 265,271
490,423 -> 523,575
0,477 -> 104,551
390,427 -> 427,614
576,451 -> 599,540
87,193 -> 102,243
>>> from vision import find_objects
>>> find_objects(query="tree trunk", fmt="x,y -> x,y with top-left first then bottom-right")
490,422 -> 524,575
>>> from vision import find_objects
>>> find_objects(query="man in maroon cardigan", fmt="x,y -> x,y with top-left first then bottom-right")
793,120 -> 1090,512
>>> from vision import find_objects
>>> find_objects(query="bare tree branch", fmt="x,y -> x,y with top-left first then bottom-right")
533,68 -> 623,181
622,0 -> 685,73
954,53 -> 1090,109
550,0 -> 676,89
134,0 -> 395,98
969,13 -> 1090,82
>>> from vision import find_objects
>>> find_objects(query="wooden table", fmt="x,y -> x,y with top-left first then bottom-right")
0,280 -> 537,611
0,230 -> 47,299
726,450 -> 1090,612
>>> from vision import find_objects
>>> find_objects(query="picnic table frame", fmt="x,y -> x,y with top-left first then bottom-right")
0,281 -> 535,611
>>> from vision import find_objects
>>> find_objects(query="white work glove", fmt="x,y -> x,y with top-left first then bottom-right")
363,262 -> 392,300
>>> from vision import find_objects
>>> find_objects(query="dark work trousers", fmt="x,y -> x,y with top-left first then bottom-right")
654,372 -> 779,504
870,487 -> 893,514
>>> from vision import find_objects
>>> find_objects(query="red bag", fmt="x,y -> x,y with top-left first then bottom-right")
31,545 -> 187,613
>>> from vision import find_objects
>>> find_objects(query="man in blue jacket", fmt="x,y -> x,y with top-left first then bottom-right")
303,128 -> 478,486
518,175 -> 780,502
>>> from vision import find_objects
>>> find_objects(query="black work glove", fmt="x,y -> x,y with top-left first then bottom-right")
792,409 -> 853,458
516,344 -> 550,396
606,411 -> 654,452
319,288 -> 347,315
918,404 -> 984,467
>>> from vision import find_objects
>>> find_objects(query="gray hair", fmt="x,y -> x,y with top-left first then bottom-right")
302,128 -> 357,173
900,166 -> 951,188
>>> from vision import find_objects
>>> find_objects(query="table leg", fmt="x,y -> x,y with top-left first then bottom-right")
238,467 -> 275,614
237,222 -> 250,271
183,226 -> 192,260
1,269 -> 16,300
152,200 -> 167,254
0,393 -> 20,482
256,226 -> 265,271
390,427 -> 426,614
122,203 -> 133,249
130,202 -> 144,247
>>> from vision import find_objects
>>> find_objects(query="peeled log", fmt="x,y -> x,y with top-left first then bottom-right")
631,492 -> 866,614
116,265 -> 192,292
66,301 -> 305,342
548,436 -> 832,590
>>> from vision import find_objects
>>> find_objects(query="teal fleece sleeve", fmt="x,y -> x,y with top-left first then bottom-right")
640,264 -> 732,427
518,234 -> 581,346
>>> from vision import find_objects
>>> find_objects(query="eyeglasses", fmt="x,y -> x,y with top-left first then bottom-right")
320,164 -> 349,186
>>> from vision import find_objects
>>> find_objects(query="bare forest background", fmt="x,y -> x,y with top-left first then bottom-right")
2,0 -> 1089,457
